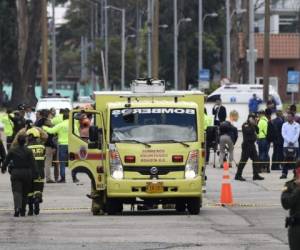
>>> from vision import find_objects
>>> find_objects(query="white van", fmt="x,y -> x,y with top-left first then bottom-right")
206,84 -> 282,109
36,97 -> 73,114
205,84 -> 283,129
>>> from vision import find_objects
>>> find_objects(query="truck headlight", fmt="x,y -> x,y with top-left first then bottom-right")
185,150 -> 199,179
110,150 -> 124,180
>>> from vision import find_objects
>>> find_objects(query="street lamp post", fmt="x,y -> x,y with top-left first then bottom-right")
226,0 -> 230,80
174,0 -> 178,90
52,0 -> 57,94
198,9 -> 218,89
104,0 -> 109,85
198,0 -> 203,89
124,34 -> 136,89
147,0 -> 153,78
174,0 -> 192,90
174,17 -> 192,90
249,0 -> 255,84
105,5 -> 126,90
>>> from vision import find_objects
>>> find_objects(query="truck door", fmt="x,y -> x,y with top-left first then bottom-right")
69,110 -> 106,190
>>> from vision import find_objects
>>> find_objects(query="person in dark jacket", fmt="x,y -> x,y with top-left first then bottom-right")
9,105 -> 26,139
1,135 -> 37,217
271,111 -> 285,170
35,109 -> 57,183
26,128 -> 46,216
212,98 -> 227,126
281,161 -> 300,250
218,110 -> 238,168
235,114 -> 264,181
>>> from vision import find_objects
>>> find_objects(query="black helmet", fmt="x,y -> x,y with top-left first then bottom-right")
17,104 -> 25,111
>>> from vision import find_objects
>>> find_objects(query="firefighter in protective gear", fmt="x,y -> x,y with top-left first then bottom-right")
281,161 -> 300,250
26,128 -> 46,216
1,135 -> 37,217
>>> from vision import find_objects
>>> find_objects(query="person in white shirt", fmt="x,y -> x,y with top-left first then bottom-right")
281,111 -> 300,179
24,105 -> 36,123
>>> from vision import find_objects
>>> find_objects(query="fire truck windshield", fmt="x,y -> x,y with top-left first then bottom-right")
110,108 -> 197,143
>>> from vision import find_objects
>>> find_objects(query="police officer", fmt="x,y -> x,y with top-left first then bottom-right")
235,114 -> 264,181
257,110 -> 270,173
26,128 -> 46,216
281,160 -> 300,250
9,104 -> 26,139
1,135 -> 37,217
0,138 -> 6,169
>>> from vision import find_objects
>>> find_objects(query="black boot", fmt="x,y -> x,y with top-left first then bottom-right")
235,175 -> 246,181
253,174 -> 264,180
20,209 -> 26,217
57,177 -> 66,183
14,209 -> 20,217
34,203 -> 40,215
280,174 -> 287,179
28,203 -> 33,216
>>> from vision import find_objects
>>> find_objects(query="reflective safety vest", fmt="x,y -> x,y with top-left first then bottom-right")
257,116 -> 268,139
28,144 -> 46,161
204,114 -> 213,130
27,143 -> 46,200
51,114 -> 63,126
0,114 -> 13,137
43,119 -> 69,145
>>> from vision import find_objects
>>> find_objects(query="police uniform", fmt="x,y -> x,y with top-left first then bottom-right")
257,114 -> 270,172
1,139 -> 37,216
26,128 -> 46,215
235,120 -> 264,181
281,177 -> 300,250
0,138 -> 6,165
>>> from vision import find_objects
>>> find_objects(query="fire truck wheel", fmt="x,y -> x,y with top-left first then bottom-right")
187,198 -> 201,215
175,202 -> 186,213
105,198 -> 123,215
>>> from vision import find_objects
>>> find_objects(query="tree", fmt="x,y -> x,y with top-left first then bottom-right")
159,0 -> 225,89
56,0 -> 226,91
0,0 -> 18,100
0,0 -> 44,107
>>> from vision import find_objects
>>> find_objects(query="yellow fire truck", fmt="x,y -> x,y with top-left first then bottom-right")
69,79 -> 205,215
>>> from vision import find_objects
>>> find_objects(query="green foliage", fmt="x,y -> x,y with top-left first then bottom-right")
0,0 -> 18,81
56,0 -> 226,87
159,0 -> 225,86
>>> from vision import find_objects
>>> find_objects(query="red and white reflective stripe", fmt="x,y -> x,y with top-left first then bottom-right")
74,153 -> 105,160
223,169 -> 229,176
222,169 -> 231,184
222,178 -> 231,184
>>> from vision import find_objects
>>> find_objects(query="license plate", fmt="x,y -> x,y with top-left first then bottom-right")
146,182 -> 164,193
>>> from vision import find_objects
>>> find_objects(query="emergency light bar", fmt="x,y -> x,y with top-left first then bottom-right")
131,78 -> 165,93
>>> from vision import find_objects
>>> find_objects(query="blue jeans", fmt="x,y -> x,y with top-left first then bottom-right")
58,144 -> 68,179
257,139 -> 270,169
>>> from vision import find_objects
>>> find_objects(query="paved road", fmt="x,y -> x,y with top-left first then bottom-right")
0,138 -> 290,250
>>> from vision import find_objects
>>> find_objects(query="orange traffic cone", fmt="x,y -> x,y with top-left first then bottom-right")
220,161 -> 233,205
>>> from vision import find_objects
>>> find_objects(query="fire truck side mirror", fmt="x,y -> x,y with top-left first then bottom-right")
88,126 -> 103,150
